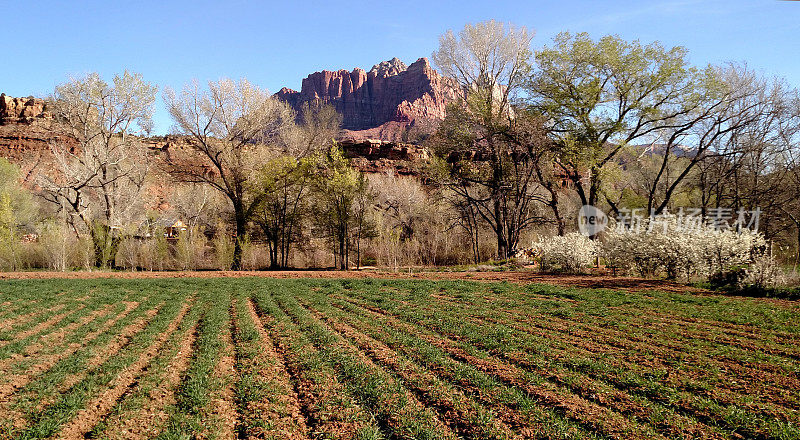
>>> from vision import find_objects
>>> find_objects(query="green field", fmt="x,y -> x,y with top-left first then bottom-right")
0,277 -> 798,440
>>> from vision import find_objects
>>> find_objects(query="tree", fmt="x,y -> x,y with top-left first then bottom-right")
163,78 -> 296,270
0,159 -> 37,270
252,155 -> 314,269
312,146 -> 374,270
250,102 -> 341,269
643,65 -> 791,216
529,33 -> 698,213
432,20 -> 554,259
40,71 -> 156,268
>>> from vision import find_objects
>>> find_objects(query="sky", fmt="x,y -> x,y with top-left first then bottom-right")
2,0 -> 798,134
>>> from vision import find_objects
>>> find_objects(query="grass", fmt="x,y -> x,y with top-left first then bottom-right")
0,277 -> 797,440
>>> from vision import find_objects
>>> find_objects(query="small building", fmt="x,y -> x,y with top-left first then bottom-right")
163,219 -> 187,239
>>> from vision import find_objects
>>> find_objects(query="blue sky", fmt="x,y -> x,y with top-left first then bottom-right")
2,0 -> 798,134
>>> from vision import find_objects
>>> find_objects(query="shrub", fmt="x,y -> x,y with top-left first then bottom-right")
601,215 -> 767,281
742,255 -> 786,289
602,216 -> 701,278
213,229 -> 235,271
175,226 -> 207,270
37,220 -> 91,271
535,232 -> 597,273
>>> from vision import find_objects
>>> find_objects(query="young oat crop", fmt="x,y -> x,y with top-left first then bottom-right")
0,277 -> 797,440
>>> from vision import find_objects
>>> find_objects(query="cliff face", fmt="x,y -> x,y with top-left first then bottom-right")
0,94 -> 51,125
275,57 -> 461,141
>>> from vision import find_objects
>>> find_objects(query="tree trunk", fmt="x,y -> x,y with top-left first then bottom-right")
796,226 -> 800,268
338,227 -> 347,270
493,192 -> 508,259
231,212 -> 246,271
268,237 -> 279,270
496,228 -> 508,260
91,223 -> 122,269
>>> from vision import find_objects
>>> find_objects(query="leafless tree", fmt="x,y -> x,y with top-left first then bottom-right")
433,20 -> 556,259
39,71 -> 157,268
163,78 -> 296,270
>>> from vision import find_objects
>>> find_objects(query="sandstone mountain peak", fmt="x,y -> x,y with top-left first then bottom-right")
369,57 -> 408,78
275,57 -> 461,142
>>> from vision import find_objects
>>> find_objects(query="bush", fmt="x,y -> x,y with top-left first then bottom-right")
175,226 -> 207,270
741,255 -> 787,289
601,215 -> 768,281
213,229 -> 235,270
535,232 -> 597,273
37,220 -> 92,271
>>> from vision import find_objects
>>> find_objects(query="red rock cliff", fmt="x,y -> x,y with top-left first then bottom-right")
275,57 -> 461,141
0,94 -> 51,125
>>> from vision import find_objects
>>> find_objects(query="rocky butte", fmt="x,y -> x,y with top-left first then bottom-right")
1,57 -> 462,180
275,57 -> 462,142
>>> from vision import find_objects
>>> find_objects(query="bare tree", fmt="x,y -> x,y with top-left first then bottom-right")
39,71 -> 156,268
432,20 -> 554,259
644,64 -> 777,215
163,78 -> 296,270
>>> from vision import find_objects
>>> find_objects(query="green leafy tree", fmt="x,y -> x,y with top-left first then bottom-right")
529,32 -> 698,212
312,146 -> 374,270
250,101 -> 340,269
0,159 -> 37,270
252,155 -> 315,269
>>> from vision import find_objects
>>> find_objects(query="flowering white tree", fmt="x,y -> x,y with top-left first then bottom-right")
601,215 -> 767,280
535,232 -> 597,273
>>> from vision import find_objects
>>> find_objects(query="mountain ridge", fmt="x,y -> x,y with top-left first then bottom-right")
274,57 -> 461,141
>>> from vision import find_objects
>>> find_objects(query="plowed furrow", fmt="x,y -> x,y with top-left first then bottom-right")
336,294 -> 787,439
250,295 -> 377,439
272,292 -> 459,440
104,319 -> 200,440
0,304 -> 119,401
433,293 -> 799,378
54,300 -> 192,440
0,305 -> 74,349
0,307 -> 46,332
392,291 -> 800,408
243,298 -> 309,439
299,299 -> 520,440
0,305 -> 111,372
207,303 -> 237,440
481,313 -> 800,409
326,297 -> 726,440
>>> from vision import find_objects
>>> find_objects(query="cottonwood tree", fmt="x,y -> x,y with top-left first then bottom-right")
163,78 -> 295,270
529,33 -> 698,212
432,20 -> 554,259
312,146 -> 374,270
40,71 -> 157,268
251,102 -> 341,269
